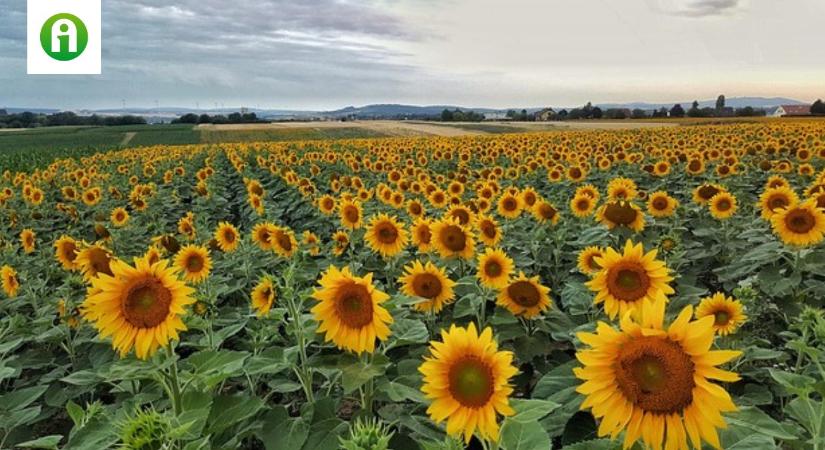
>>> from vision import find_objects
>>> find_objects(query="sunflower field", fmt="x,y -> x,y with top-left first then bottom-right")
1,121 -> 825,450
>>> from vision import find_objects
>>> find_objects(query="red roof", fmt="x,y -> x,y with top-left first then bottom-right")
780,105 -> 810,116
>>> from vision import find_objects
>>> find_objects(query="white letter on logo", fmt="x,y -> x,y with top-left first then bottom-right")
51,19 -> 77,53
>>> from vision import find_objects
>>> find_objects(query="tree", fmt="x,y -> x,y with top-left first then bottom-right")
631,108 -> 647,119
441,109 -> 454,121
812,99 -> 825,115
716,95 -> 726,110
670,104 -> 685,118
592,107 -> 603,119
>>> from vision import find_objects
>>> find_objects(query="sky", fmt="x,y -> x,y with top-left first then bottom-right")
1,0 -> 824,110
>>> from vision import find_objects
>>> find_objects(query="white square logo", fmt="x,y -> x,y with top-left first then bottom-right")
27,0 -> 101,74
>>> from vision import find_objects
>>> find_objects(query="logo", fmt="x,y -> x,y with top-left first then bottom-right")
28,0 -> 101,74
40,13 -> 89,61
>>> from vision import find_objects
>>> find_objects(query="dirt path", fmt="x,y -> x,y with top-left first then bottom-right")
120,132 -> 137,146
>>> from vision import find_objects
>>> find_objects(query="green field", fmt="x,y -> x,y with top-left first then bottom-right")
0,124 -> 391,172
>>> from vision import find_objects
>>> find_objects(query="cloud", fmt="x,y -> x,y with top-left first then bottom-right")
652,0 -> 744,17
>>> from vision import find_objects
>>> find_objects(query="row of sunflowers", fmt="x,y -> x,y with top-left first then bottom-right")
1,121 -> 825,449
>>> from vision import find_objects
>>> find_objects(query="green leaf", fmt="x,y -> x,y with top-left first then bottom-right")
0,385 -> 48,411
385,319 -> 429,350
768,369 -> 815,395
16,435 -> 63,449
560,438 -> 620,450
341,359 -> 386,394
60,370 -> 102,386
726,407 -> 798,441
206,394 -> 264,435
259,407 -> 309,450
66,401 -> 84,427
185,350 -> 249,388
380,381 -> 426,403
510,399 -> 560,423
500,418 -> 552,450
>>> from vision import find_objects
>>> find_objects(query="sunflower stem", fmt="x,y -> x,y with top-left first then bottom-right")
165,345 -> 183,416
283,259 -> 314,403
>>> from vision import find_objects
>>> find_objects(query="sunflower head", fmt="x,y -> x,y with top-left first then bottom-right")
311,266 -> 393,354
76,244 -> 115,281
759,186 -> 799,220
646,191 -> 678,218
475,214 -> 501,247
339,200 -> 363,230
20,228 -> 36,254
575,299 -> 741,450
214,222 -> 240,252
696,292 -> 747,335
111,207 -> 130,227
708,192 -> 737,220
496,271 -> 552,319
432,217 -> 475,260
419,323 -> 518,444
251,222 -> 276,251
399,260 -> 456,313
770,199 -> 825,247
269,226 -> 298,258
586,240 -> 674,319
577,246 -> 604,276
54,235 -> 80,271
83,256 -> 195,359
570,194 -> 596,218
532,200 -> 560,225
332,230 -> 350,256
174,245 -> 212,284
1,265 -> 20,298
496,193 -> 523,219
476,247 -> 514,289
365,214 -> 409,258
251,277 -> 277,317
597,201 -> 645,232
411,218 -> 434,253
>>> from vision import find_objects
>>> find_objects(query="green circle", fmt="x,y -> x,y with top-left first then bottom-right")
40,13 -> 88,61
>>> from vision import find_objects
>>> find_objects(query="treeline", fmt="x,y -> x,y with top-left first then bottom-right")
439,109 -> 484,122
173,112 -> 262,124
0,111 -> 146,129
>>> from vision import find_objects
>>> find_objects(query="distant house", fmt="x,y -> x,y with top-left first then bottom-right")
534,108 -> 555,121
771,105 -> 811,117
483,112 -> 510,121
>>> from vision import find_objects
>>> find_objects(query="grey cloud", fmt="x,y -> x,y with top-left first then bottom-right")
651,0 -> 743,17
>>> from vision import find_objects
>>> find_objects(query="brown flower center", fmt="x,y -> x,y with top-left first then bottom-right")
480,221 -> 497,239
343,206 -> 360,223
502,197 -> 517,211
508,280 -> 541,307
784,209 -> 815,234
88,248 -> 113,277
698,185 -> 720,200
484,259 -> 502,277
652,197 -> 669,211
576,199 -> 591,211
604,202 -> 638,225
448,356 -> 495,408
440,225 -> 467,252
274,232 -> 293,251
614,336 -> 695,414
334,283 -> 374,328
539,203 -> 557,220
122,278 -> 173,328
450,209 -> 471,225
715,199 -> 731,211
412,273 -> 443,299
767,195 -> 789,211
375,222 -> 399,244
714,310 -> 730,326
607,263 -> 651,302
186,254 -> 204,272
223,229 -> 236,243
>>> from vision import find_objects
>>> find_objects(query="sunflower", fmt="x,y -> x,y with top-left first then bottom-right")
339,200 -> 363,230
646,191 -> 679,218
111,207 -> 130,227
759,186 -> 799,220
20,228 -> 36,254
332,230 -> 350,256
607,177 -> 638,201
76,244 -> 115,281
251,222 -> 276,251
1,265 -> 19,298
696,292 -> 747,336
174,245 -> 212,284
574,299 -> 741,450
432,217 -> 475,260
446,204 -> 474,226
496,193 -> 523,219
214,222 -> 240,252
143,246 -> 162,266
54,235 -> 80,271
399,260 -> 456,313
476,247 -> 514,289
708,192 -> 737,220
587,240 -> 674,319
251,277 -> 276,317
770,199 -> 825,247
82,256 -> 195,359
269,226 -> 298,258
411,218 -> 434,253
531,200 -> 561,225
577,246 -> 604,275
597,201 -> 645,232
318,195 -> 337,215
691,184 -> 725,205
365,214 -> 409,258
496,271 -> 552,318
302,230 -> 321,256
571,194 -> 596,218
419,323 -> 518,444
475,214 -> 502,247
311,265 -> 393,353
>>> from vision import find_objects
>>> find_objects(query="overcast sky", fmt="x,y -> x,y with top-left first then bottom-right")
1,0 -> 823,110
